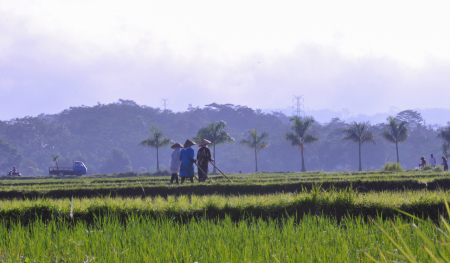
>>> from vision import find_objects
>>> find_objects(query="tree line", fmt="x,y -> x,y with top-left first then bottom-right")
0,100 -> 449,175
139,113 -> 450,173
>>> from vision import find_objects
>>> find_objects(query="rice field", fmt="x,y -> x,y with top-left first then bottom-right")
0,213 -> 442,262
1,172 -> 450,262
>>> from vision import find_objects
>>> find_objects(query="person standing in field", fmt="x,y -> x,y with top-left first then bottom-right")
170,142 -> 183,184
442,156 -> 448,171
179,139 -> 196,184
429,154 -> 437,167
419,156 -> 427,169
197,139 -> 214,182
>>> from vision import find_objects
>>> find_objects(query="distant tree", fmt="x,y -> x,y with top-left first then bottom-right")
139,126 -> 172,171
51,155 -> 59,170
0,140 -> 22,173
240,129 -> 269,172
342,122 -> 375,171
396,110 -> 424,129
437,122 -> 450,158
442,142 -> 450,159
381,116 -> 409,164
285,116 -> 319,172
100,148 -> 132,174
195,121 -> 235,174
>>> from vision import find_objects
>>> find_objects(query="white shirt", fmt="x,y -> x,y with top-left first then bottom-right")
170,148 -> 182,174
430,157 -> 437,167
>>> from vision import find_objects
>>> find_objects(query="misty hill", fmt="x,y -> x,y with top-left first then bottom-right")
0,100 -> 448,175
265,107 -> 450,126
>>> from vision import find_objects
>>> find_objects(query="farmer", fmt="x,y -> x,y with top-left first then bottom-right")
442,156 -> 448,171
179,139 -> 196,184
419,156 -> 427,169
429,154 -> 437,167
170,142 -> 183,184
197,139 -> 214,182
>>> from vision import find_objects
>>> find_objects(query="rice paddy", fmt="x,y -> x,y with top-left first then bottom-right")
1,171 -> 450,262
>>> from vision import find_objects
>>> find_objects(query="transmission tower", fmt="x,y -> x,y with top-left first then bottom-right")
161,98 -> 168,111
292,95 -> 305,118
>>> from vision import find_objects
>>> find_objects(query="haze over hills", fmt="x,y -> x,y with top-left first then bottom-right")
265,107 -> 450,126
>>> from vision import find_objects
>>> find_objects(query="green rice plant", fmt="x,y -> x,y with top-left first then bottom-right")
382,162 -> 404,172
366,198 -> 450,262
0,213 -> 444,262
1,189 -> 450,224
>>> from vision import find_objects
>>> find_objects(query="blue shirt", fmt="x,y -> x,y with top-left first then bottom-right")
179,147 -> 195,177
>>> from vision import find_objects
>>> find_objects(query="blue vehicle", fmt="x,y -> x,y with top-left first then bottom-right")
49,161 -> 87,176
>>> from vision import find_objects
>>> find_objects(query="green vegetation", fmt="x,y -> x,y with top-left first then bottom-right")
2,189 -> 450,224
0,171 -> 450,262
382,162 -> 404,172
2,213 -> 442,262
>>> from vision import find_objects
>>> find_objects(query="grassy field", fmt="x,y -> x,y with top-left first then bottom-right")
1,171 -> 450,262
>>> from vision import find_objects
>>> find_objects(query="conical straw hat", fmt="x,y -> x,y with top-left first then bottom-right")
171,143 -> 183,149
199,139 -> 211,147
183,139 -> 196,148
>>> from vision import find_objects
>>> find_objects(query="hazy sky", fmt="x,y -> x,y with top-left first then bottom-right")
1,0 -> 449,120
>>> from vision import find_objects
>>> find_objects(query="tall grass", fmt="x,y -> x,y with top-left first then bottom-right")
0,214 -> 440,262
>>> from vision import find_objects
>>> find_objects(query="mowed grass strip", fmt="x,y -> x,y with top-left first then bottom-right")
1,188 -> 450,224
0,214 -> 439,262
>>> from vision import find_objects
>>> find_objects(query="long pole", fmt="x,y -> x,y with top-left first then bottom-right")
195,163 -> 213,183
209,161 -> 232,183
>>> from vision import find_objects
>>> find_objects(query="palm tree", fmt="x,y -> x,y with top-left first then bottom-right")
342,122 -> 375,171
240,129 -> 269,172
285,116 -> 319,172
381,116 -> 408,164
195,121 -> 235,173
139,126 -> 172,171
51,155 -> 59,170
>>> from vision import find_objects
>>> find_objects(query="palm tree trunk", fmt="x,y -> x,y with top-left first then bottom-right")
358,143 -> 362,171
212,144 -> 217,174
395,142 -> 399,164
255,148 -> 258,172
301,147 -> 306,172
156,146 -> 159,171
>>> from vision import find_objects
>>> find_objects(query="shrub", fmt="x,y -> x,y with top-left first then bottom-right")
434,165 -> 444,172
382,162 -> 404,172
422,164 -> 434,171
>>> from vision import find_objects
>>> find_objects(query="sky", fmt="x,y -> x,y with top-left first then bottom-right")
1,0 -> 450,121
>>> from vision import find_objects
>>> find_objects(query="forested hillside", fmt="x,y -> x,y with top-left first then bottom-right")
0,99 -> 448,175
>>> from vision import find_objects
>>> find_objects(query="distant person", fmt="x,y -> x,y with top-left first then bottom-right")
179,139 -> 196,184
419,156 -> 426,169
442,156 -> 448,171
429,154 -> 437,167
197,139 -> 214,182
170,142 -> 183,184
12,166 -> 17,174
